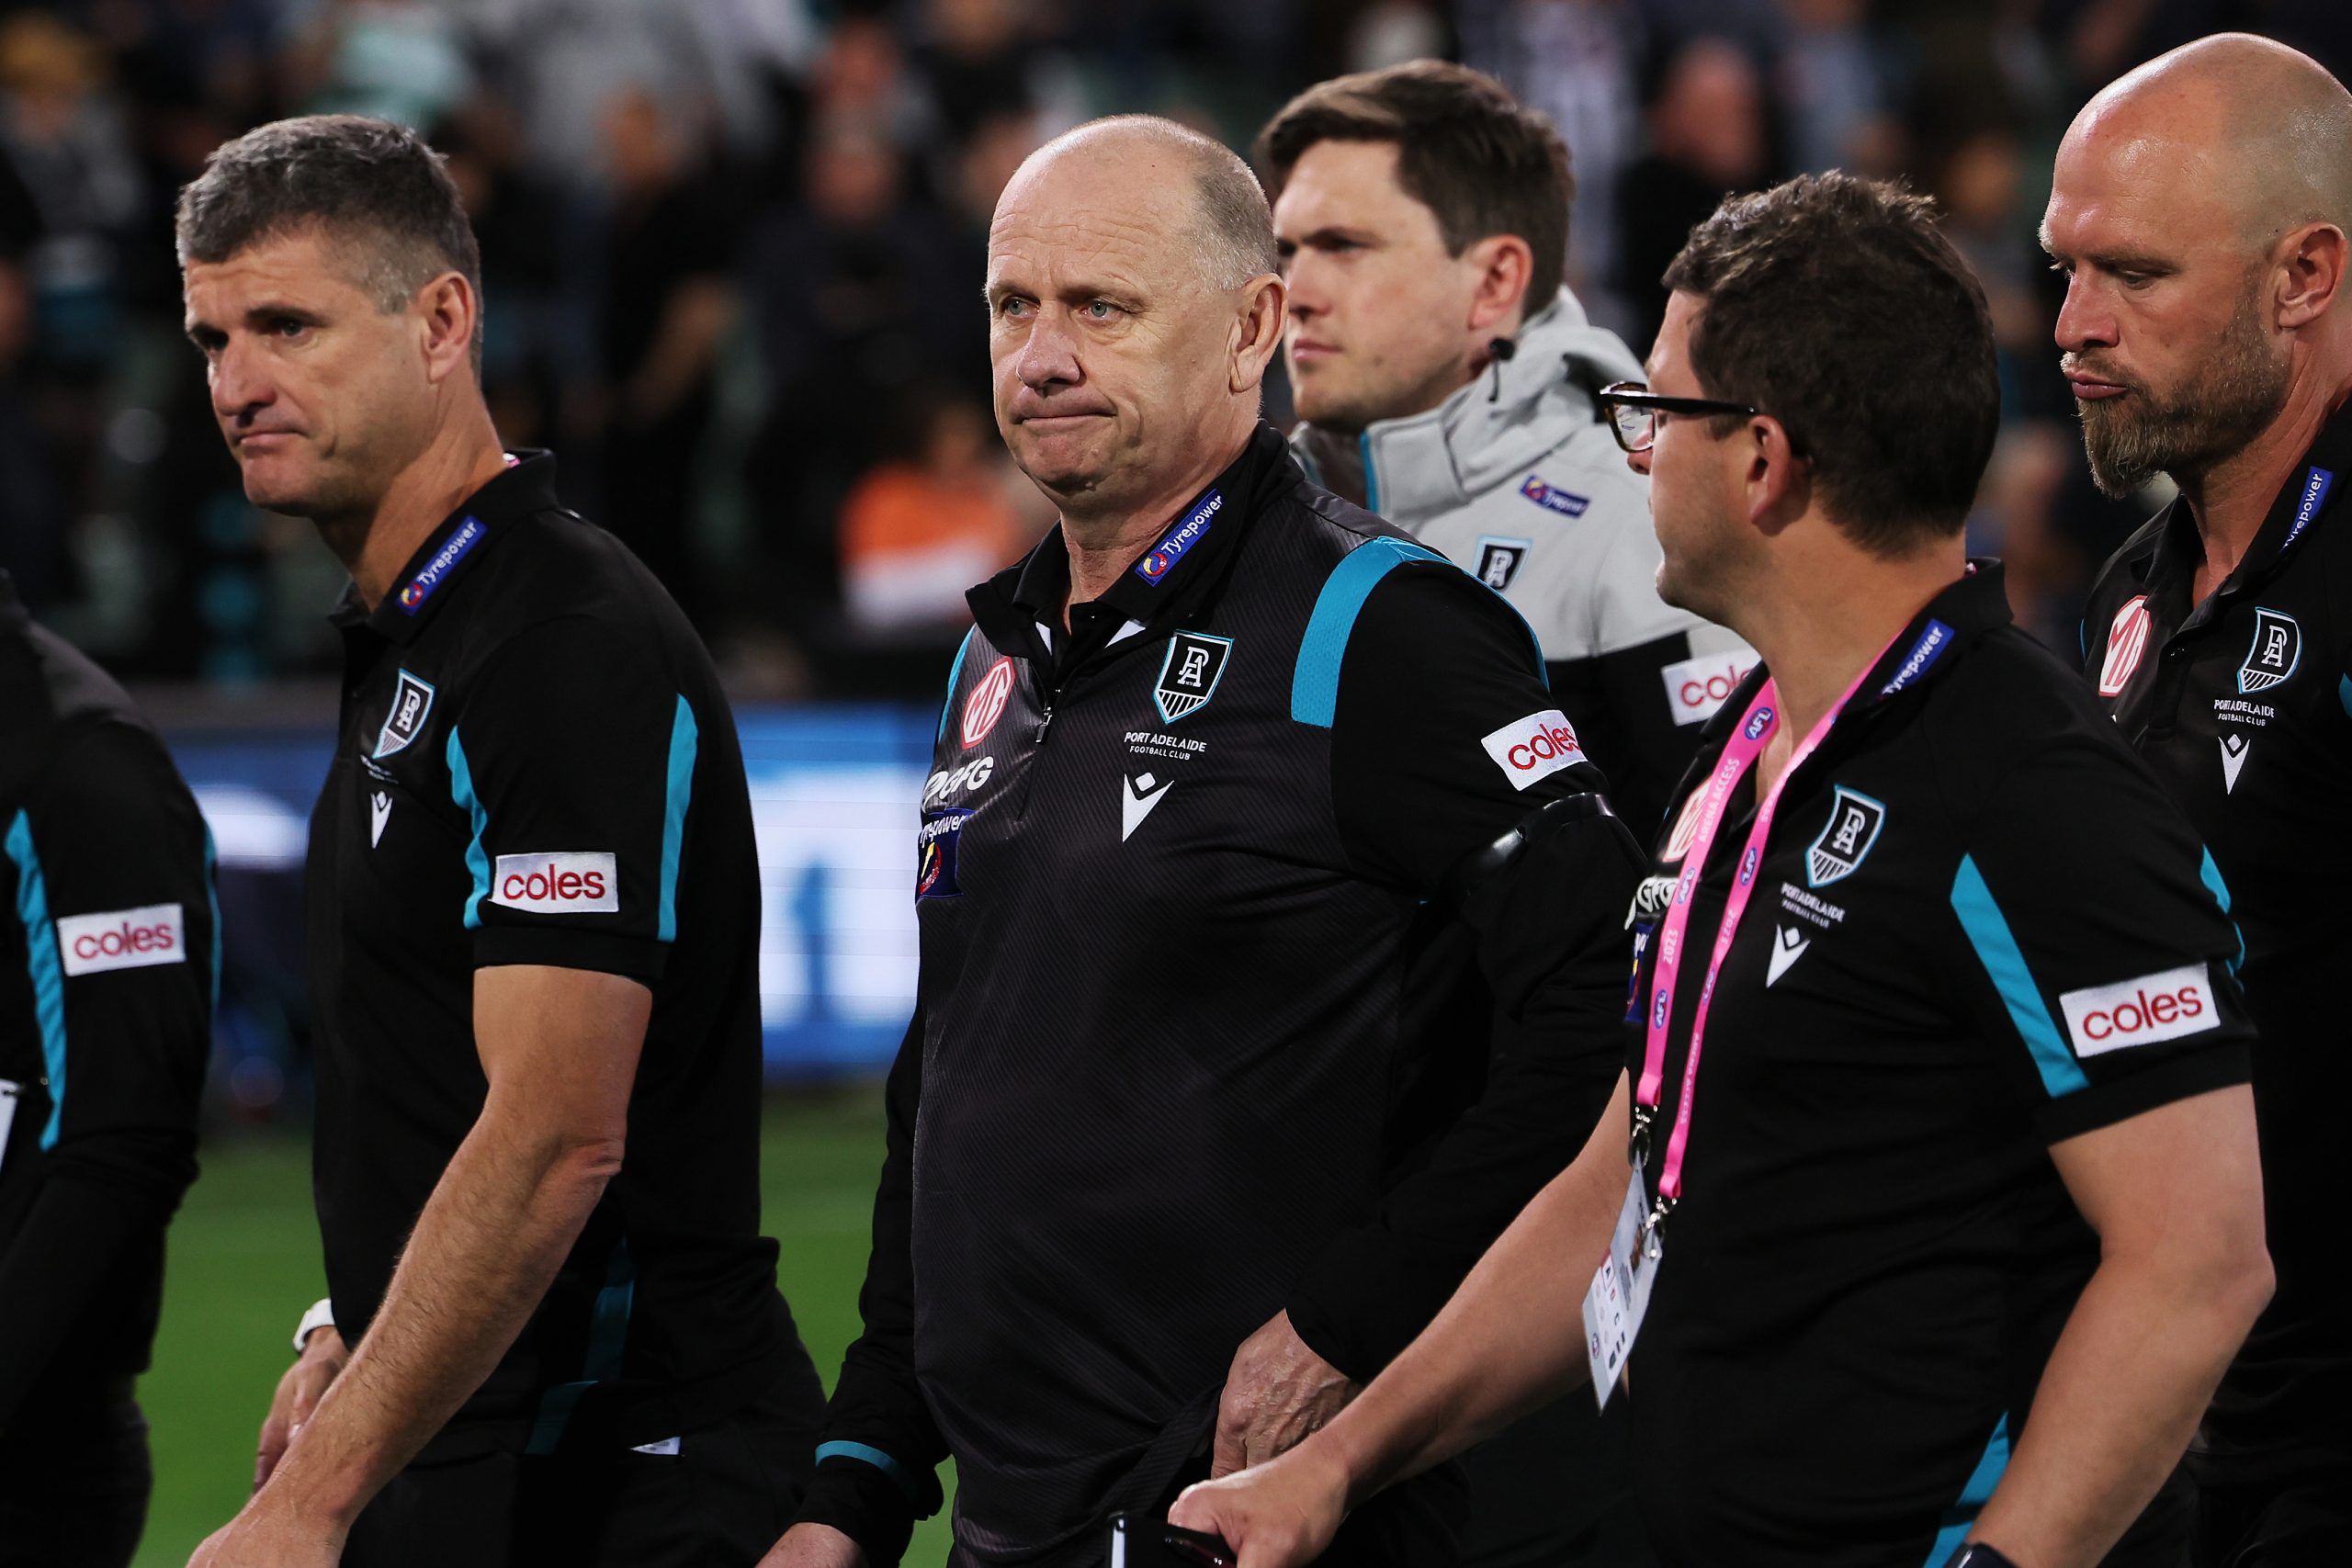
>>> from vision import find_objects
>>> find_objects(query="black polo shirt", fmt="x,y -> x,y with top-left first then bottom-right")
1625,563 -> 2251,1567
2081,401 -> 2352,1467
308,451 -> 803,1459
0,571 -> 214,1425
798,424 -> 1645,1566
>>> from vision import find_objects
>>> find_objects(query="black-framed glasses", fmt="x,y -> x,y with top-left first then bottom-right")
1595,381 -> 1759,454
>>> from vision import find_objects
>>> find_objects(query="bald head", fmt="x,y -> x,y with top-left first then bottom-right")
2067,33 -> 2352,244
2044,36 -> 2352,499
984,115 -> 1286,531
1002,116 -> 1277,293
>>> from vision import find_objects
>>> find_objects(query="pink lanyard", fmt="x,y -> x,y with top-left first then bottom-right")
1634,637 -> 1896,1216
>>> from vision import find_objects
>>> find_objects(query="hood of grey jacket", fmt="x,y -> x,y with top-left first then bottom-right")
1304,288 -> 1645,526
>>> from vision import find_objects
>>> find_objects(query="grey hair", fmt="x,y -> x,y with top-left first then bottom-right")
176,115 -> 484,363
1040,115 -> 1279,290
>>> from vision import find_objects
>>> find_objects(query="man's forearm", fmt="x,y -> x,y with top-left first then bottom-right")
1320,1145 -> 1620,1508
257,1098 -> 622,1527
1969,1251 -> 2268,1567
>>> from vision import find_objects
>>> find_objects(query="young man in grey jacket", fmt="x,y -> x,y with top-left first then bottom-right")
1261,61 -> 1749,841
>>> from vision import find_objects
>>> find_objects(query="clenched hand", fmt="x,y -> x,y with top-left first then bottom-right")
1212,1311 -> 1358,1478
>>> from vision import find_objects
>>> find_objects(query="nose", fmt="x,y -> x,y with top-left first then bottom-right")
1627,444 -> 1654,478
1013,307 -> 1083,394
210,335 -> 276,423
1284,253 -> 1326,322
2052,271 -> 2115,355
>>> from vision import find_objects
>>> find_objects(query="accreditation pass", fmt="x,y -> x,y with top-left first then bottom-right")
1581,1167 -> 1662,1409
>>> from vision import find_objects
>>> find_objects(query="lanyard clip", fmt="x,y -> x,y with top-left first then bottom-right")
1642,1193 -> 1675,1257
1627,1107 -> 1654,1172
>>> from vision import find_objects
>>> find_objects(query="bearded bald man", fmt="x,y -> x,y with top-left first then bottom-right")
760,117 -> 1644,1568
2049,33 -> 2352,1566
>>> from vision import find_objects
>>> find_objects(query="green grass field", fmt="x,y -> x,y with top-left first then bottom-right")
133,1087 -> 956,1565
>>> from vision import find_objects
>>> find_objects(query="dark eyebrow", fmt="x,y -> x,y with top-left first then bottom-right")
186,300 -> 330,347
1284,226 -> 1374,251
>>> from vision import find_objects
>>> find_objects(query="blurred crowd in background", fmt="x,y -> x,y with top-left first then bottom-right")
0,0 -> 2347,698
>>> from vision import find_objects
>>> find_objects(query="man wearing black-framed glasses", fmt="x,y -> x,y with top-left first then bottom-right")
1176,171 -> 2269,1568
1591,386 -> 1759,457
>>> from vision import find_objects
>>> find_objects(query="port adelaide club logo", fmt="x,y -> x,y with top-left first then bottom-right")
1475,536 -> 1531,591
2237,608 -> 2301,695
1154,632 -> 1232,723
1805,786 -> 1886,888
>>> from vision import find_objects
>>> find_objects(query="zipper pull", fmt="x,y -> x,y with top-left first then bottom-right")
1035,704 -> 1054,743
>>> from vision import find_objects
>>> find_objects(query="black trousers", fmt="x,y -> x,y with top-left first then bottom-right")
2189,1438 -> 2352,1567
344,1365 -> 822,1568
1455,1395 -> 1653,1568
0,1386 -> 151,1568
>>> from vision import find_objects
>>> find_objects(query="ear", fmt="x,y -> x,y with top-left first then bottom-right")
415,271 -> 479,387
1462,234 -> 1537,336
2276,221 -> 2346,331
1229,273 -> 1287,395
1742,414 -> 1811,536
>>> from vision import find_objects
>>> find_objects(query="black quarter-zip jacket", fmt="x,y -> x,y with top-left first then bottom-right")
797,425 -> 1645,1565
2083,401 -> 2352,1470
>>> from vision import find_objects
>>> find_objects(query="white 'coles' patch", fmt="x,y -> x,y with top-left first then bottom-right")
2059,963 -> 2220,1056
1660,649 -> 1756,728
1481,709 -> 1586,790
57,903 -> 187,976
490,852 -> 618,914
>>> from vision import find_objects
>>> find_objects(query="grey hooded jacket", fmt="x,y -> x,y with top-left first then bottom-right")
1293,287 -> 1751,835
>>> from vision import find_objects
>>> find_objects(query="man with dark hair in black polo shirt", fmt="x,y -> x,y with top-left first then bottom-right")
175,115 -> 822,1568
0,571 -> 216,1568
2050,37 -> 2352,1563
765,114 -> 1645,1568
1175,173 -> 2271,1568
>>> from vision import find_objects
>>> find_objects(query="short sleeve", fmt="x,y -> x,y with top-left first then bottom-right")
6,721 -> 212,1195
1329,552 -> 1611,893
1942,731 -> 2252,1143
446,617 -> 697,983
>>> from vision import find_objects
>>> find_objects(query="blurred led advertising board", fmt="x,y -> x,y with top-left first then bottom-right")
174,705 -> 931,1086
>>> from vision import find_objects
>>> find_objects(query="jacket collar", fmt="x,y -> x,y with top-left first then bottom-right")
1319,287 -> 1644,525
329,449 -> 560,646
2125,396 -> 2352,624
1692,558 -> 2016,755
969,423 -> 1283,655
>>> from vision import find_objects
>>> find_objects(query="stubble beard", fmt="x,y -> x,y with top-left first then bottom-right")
2077,289 -> 2290,500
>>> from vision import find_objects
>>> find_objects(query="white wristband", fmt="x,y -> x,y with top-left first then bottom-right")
292,1297 -> 336,1354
